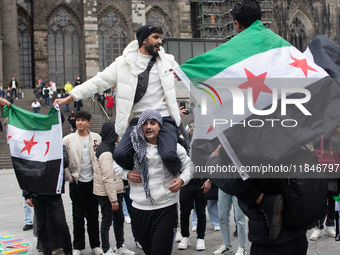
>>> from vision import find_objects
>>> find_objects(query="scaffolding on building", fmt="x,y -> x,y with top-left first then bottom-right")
191,0 -> 276,40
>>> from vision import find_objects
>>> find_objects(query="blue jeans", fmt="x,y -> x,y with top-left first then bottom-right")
192,200 -> 220,228
23,196 -> 33,225
44,96 -> 49,106
218,189 -> 247,248
64,104 -> 69,112
123,198 -> 129,217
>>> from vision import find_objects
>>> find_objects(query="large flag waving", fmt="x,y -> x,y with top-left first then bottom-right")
4,105 -> 64,193
173,20 -> 340,178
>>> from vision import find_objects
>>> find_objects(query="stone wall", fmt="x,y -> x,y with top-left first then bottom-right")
1,0 -> 20,88
0,3 -> 3,89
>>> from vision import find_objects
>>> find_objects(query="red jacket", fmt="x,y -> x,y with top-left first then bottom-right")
105,95 -> 114,108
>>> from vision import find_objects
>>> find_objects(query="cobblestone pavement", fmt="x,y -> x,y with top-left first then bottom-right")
0,169 -> 338,255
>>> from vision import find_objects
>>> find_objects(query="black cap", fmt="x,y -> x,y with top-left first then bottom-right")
136,25 -> 158,48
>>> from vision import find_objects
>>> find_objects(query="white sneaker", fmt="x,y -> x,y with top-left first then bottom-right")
196,238 -> 205,251
104,248 -> 116,255
178,237 -> 190,249
214,226 -> 221,231
310,228 -> 322,241
213,245 -> 233,254
175,230 -> 182,242
91,247 -> 103,255
192,226 -> 197,232
124,216 -> 131,224
135,241 -> 142,250
116,245 -> 135,255
235,247 -> 247,255
325,226 -> 336,237
73,250 -> 83,255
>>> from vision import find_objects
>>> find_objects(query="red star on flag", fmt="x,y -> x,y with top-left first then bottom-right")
44,142 -> 50,157
238,68 -> 272,104
289,53 -> 318,77
21,134 -> 38,155
206,125 -> 213,134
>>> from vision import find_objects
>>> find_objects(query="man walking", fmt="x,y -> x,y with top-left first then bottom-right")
63,111 -> 102,255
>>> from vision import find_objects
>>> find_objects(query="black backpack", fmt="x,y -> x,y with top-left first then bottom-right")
279,148 -> 328,229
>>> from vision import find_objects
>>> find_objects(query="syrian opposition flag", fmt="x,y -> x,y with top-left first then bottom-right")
304,35 -> 340,79
4,105 -> 64,193
173,20 -> 340,179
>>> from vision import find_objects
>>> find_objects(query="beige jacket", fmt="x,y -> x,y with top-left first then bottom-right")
93,151 -> 124,202
63,130 -> 101,183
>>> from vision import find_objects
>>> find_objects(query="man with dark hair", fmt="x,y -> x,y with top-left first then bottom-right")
173,1 -> 311,254
208,1 -> 308,254
231,0 -> 262,29
114,109 -> 193,255
54,25 -> 182,177
63,110 -> 103,255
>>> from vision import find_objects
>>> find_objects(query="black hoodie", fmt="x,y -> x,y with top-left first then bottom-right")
96,122 -> 118,158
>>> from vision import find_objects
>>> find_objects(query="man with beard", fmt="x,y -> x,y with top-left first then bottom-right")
54,25 -> 182,176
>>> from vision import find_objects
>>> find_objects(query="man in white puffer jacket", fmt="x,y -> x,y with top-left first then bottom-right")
114,109 -> 193,255
54,25 -> 182,175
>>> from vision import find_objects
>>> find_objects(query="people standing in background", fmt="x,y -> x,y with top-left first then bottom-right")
0,86 -> 5,116
31,99 -> 41,114
38,79 -> 46,90
5,91 -> 14,105
105,94 -> 114,117
33,84 -> 42,102
3,113 -> 9,144
50,81 -> 57,102
10,77 -> 18,99
74,77 -> 82,87
0,86 -> 5,98
97,93 -> 106,112
43,84 -> 51,108
74,77 -> 82,111
64,81 -> 73,95
62,91 -> 70,112
68,110 -> 76,130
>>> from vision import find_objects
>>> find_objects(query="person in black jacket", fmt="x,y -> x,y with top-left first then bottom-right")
97,92 -> 105,111
68,110 -> 76,130
33,84 -> 42,101
5,91 -> 14,104
208,145 -> 308,255
74,77 -> 82,111
24,146 -> 72,255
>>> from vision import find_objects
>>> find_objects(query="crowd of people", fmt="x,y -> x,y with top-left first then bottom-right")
3,1 -> 340,255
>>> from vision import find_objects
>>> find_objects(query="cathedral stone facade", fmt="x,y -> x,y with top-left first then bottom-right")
0,0 -> 339,89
